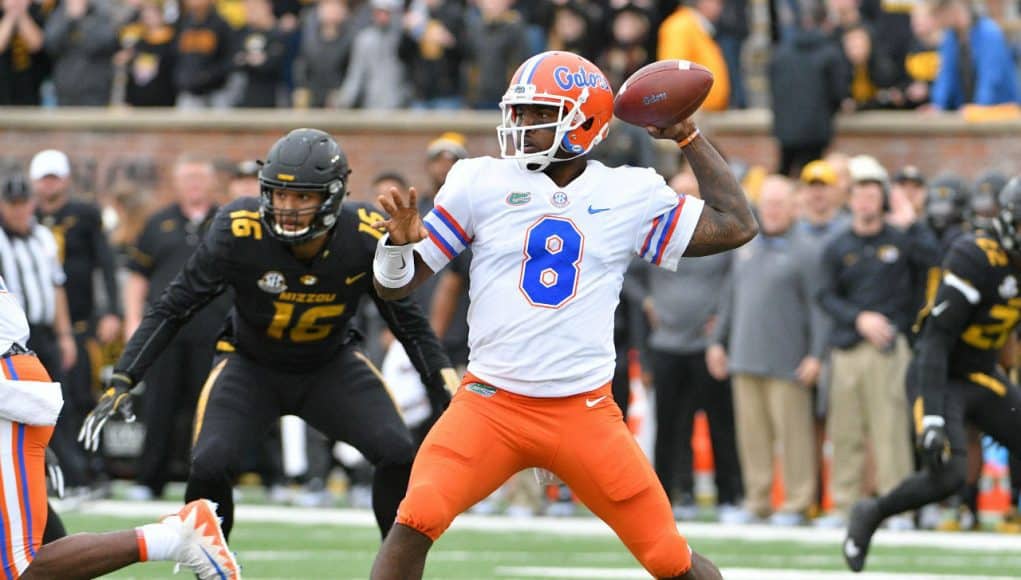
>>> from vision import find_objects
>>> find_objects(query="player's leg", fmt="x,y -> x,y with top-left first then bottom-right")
552,384 -> 705,579
298,348 -> 418,537
843,389 -> 968,572
968,379 -> 1021,480
23,499 -> 240,580
371,380 -> 533,579
185,353 -> 281,538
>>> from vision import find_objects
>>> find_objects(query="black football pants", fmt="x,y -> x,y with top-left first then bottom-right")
877,372 -> 1021,519
185,346 -> 415,539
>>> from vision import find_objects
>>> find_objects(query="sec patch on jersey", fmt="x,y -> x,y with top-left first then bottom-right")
613,60 -> 714,129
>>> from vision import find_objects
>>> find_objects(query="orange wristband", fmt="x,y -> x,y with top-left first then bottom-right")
676,128 -> 701,149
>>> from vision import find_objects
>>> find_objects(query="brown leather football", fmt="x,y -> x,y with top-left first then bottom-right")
613,60 -> 715,129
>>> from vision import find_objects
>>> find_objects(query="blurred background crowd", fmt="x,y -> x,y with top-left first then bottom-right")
0,0 -> 1017,114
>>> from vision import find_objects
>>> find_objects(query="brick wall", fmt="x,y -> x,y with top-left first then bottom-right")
0,108 -> 1017,206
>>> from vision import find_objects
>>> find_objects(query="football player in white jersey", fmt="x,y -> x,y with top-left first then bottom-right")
0,275 -> 240,580
371,51 -> 757,580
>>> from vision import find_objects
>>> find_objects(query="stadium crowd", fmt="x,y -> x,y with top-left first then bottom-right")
0,0 -> 1017,114
0,124 -> 1018,535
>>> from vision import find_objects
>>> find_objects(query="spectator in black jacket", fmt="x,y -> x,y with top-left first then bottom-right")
768,7 -> 847,177
174,0 -> 235,108
0,0 -> 49,105
399,0 -> 465,109
234,0 -> 287,107
294,0 -> 353,108
43,0 -> 118,106
117,0 -> 177,107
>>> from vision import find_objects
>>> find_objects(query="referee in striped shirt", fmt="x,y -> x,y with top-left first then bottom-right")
0,172 -> 79,515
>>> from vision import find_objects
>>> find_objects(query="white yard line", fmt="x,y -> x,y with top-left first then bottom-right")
495,567 -> 1021,579
71,500 -> 1021,551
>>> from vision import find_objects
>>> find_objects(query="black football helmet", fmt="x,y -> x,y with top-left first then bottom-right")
924,174 -> 970,232
971,169 -> 1007,221
991,176 -> 1021,253
259,128 -> 351,244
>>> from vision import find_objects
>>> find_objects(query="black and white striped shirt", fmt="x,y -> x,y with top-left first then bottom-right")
0,224 -> 66,326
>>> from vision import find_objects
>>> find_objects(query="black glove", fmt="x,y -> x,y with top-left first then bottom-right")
45,447 -> 64,499
424,367 -> 459,420
78,372 -> 136,452
918,415 -> 950,471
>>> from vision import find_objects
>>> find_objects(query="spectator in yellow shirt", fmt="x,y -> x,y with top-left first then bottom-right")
657,0 -> 730,111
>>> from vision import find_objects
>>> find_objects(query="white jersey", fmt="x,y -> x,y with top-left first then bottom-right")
415,157 -> 704,397
0,275 -> 30,356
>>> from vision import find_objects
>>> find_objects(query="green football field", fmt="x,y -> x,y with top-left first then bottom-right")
55,501 -> 1021,579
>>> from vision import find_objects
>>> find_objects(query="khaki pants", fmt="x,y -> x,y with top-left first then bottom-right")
733,374 -> 817,515
827,337 -> 912,515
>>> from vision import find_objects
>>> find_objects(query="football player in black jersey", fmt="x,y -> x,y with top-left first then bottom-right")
79,128 -> 456,540
844,176 -> 1021,572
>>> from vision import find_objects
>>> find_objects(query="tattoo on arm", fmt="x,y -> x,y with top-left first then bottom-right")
681,136 -> 758,257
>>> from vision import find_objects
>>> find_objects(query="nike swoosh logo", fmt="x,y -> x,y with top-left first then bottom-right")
345,272 -> 367,285
585,395 -> 607,408
931,300 -> 949,317
587,205 -> 611,214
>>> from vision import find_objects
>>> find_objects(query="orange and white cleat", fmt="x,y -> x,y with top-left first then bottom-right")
161,499 -> 242,579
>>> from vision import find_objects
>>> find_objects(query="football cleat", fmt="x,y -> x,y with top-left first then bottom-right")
843,498 -> 883,573
162,499 -> 241,579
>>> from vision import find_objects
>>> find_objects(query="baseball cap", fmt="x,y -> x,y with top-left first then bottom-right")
2,174 -> 32,202
894,165 -> 925,185
426,132 -> 468,160
29,149 -> 70,181
800,160 -> 837,185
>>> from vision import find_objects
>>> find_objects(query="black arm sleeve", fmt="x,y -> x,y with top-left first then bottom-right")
372,293 -> 453,395
115,217 -> 229,382
915,239 -> 986,416
915,282 -> 974,416
90,207 -> 122,317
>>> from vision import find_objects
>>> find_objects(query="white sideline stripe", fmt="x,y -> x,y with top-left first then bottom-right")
73,500 -> 1021,551
495,567 -> 1020,579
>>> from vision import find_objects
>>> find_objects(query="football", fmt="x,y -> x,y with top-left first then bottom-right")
613,60 -> 715,129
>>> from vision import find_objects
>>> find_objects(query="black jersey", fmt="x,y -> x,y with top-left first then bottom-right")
116,197 -> 450,380
38,199 -> 120,324
914,233 -> 1021,414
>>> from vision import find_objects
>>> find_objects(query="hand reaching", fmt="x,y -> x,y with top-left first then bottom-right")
373,186 -> 428,246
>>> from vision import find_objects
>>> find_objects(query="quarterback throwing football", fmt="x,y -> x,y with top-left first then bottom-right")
371,51 -> 757,579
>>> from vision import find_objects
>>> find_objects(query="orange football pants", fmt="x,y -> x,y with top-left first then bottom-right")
396,373 -> 691,578
0,354 -> 54,580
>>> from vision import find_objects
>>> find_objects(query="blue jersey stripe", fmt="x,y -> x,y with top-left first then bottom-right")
423,222 -> 457,259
